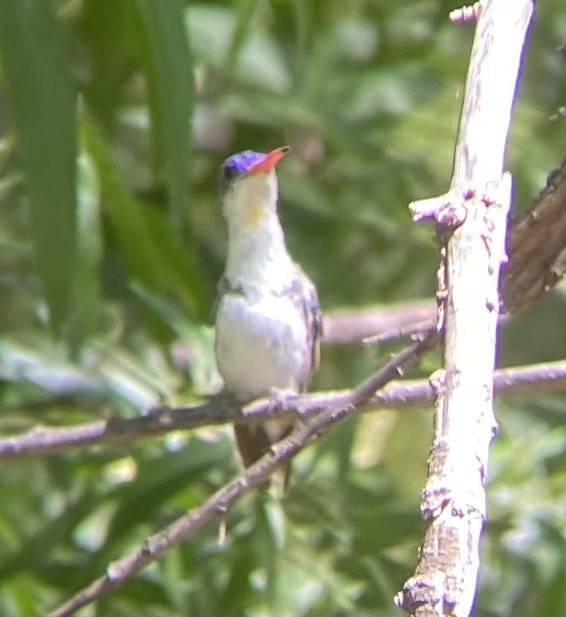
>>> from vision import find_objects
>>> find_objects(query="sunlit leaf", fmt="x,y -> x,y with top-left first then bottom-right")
68,146 -> 103,348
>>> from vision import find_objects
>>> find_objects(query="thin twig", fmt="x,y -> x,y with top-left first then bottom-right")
325,158 -> 566,344
322,300 -> 436,344
48,334 -> 434,617
1,359 -> 565,460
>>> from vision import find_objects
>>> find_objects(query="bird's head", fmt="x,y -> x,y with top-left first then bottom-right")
220,146 -> 289,229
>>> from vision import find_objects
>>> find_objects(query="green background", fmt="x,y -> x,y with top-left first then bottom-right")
0,0 -> 565,615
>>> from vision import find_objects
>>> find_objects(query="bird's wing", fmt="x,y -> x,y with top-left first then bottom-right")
210,275 -> 242,324
288,265 -> 323,390
210,276 -> 227,325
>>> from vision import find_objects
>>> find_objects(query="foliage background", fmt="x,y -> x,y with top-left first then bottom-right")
0,0 -> 565,615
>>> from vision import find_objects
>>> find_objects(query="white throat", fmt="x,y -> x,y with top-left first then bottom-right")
223,171 -> 294,294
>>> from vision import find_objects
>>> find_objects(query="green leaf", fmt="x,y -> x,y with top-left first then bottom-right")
68,146 -> 103,348
133,0 -> 193,233
0,0 -> 76,331
83,116 -> 209,320
81,116 -> 167,289
102,440 -> 231,551
0,491 -> 97,581
80,0 -> 135,128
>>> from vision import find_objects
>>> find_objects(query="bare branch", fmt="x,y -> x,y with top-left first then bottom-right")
2,358 -> 565,460
326,162 -> 566,345
503,158 -> 566,314
322,300 -> 436,344
48,335 -> 434,617
396,2 -> 534,617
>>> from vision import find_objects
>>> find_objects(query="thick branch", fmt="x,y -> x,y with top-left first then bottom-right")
397,2 -> 534,617
503,158 -> 566,314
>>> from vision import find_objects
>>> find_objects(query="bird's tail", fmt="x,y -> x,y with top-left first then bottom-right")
233,421 -> 294,490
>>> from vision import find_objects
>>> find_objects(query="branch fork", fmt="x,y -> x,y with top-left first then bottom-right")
409,186 -> 473,227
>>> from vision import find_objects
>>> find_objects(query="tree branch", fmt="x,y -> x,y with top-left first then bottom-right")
326,154 -> 566,345
396,3 -> 534,617
323,300 -> 436,344
1,358 -> 565,460
48,334 -> 434,617
503,157 -> 566,314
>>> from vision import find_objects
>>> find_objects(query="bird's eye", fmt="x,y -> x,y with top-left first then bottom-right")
220,162 -> 240,193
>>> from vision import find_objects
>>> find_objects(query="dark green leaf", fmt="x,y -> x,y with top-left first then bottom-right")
0,0 -> 76,330
133,0 -> 193,233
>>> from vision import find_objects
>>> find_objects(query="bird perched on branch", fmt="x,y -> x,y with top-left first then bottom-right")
214,146 -> 322,483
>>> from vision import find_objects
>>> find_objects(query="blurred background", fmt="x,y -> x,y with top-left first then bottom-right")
0,0 -> 565,615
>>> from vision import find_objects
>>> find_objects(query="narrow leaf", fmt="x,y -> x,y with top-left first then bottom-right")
68,147 -> 103,347
0,0 -> 76,330
82,117 -> 207,318
134,0 -> 193,233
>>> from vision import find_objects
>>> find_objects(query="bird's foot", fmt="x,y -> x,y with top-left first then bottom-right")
267,387 -> 299,412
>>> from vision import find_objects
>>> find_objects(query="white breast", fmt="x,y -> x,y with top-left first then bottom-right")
215,291 -> 309,401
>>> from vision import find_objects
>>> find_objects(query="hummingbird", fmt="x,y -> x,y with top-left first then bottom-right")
214,146 -> 322,481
